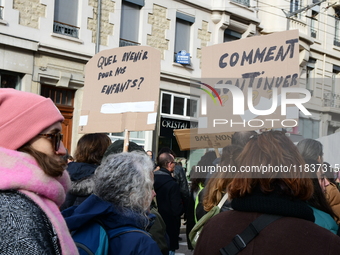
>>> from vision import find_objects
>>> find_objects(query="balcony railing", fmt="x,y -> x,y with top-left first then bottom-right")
0,6 -> 3,20
53,21 -> 79,38
231,0 -> 250,7
119,39 -> 140,47
311,29 -> 317,38
289,18 -> 307,34
323,92 -> 340,108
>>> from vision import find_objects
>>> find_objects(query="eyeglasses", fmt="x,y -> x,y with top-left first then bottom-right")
38,133 -> 63,151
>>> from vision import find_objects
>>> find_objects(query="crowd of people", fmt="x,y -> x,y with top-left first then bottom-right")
2,88 -> 340,255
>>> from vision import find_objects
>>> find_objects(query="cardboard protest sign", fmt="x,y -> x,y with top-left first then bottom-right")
197,30 -> 309,133
79,46 -> 161,133
174,128 -> 233,150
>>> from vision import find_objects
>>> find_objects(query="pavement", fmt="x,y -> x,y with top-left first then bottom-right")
175,219 -> 194,255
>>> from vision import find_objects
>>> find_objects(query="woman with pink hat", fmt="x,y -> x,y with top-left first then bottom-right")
0,88 -> 78,254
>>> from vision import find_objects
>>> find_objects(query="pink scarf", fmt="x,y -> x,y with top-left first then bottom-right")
0,147 -> 78,255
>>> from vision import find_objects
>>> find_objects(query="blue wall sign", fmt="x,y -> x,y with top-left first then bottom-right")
176,50 -> 190,65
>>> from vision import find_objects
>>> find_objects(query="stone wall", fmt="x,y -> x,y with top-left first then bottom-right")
13,0 -> 46,29
147,4 -> 170,59
197,20 -> 211,64
88,0 -> 115,45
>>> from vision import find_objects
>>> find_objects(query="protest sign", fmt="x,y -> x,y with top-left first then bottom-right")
196,29 -> 310,133
174,128 -> 233,151
79,46 -> 161,134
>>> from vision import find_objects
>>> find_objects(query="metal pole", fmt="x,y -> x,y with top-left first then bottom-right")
95,0 -> 102,54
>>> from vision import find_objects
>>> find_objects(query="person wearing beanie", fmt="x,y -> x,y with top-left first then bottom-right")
0,88 -> 78,255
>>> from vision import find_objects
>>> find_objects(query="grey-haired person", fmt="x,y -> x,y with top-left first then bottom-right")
63,151 -> 162,255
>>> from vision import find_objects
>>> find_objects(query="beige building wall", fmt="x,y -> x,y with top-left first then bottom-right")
0,0 -> 260,153
258,0 -> 340,138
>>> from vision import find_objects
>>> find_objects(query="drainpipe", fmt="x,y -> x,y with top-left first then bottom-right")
95,0 -> 102,54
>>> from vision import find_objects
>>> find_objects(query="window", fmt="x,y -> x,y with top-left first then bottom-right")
175,19 -> 190,52
174,13 -> 194,61
0,0 -> 3,20
306,67 -> 314,91
120,0 -> 144,47
306,58 -> 316,94
162,93 -> 171,114
298,118 -> 319,139
334,8 -> 340,47
41,85 -> 75,106
53,0 -> 79,38
332,65 -> 340,94
290,0 -> 300,13
290,0 -> 302,18
310,10 -> 318,38
224,29 -> 242,42
161,92 -> 198,118
173,97 -> 185,115
0,70 -> 22,89
109,131 -> 145,147
323,65 -> 340,108
187,99 -> 198,117
230,0 -> 250,7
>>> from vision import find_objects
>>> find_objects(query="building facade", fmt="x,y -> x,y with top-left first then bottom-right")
5,0 -> 338,168
0,0 -> 261,168
258,0 -> 340,140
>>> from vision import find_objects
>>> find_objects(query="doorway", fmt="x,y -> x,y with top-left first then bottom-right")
41,85 -> 75,152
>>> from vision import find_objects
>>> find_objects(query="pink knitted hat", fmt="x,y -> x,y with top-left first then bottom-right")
0,88 -> 64,150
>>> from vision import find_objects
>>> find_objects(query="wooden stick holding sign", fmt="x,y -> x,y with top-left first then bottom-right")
213,147 -> 220,158
207,138 -> 221,158
123,129 -> 130,152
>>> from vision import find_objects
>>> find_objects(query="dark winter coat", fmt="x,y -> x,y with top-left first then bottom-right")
0,191 -> 61,255
60,162 -> 97,210
194,186 -> 340,255
153,168 -> 183,251
149,202 -> 170,255
62,194 -> 162,255
195,211 -> 340,255
173,165 -> 190,215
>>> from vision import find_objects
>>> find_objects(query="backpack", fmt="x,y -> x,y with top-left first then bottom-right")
71,219 -> 150,255
189,193 -> 229,248
219,214 -> 282,255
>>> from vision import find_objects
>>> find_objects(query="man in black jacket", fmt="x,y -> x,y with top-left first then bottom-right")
154,152 -> 183,255
157,148 -> 190,221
